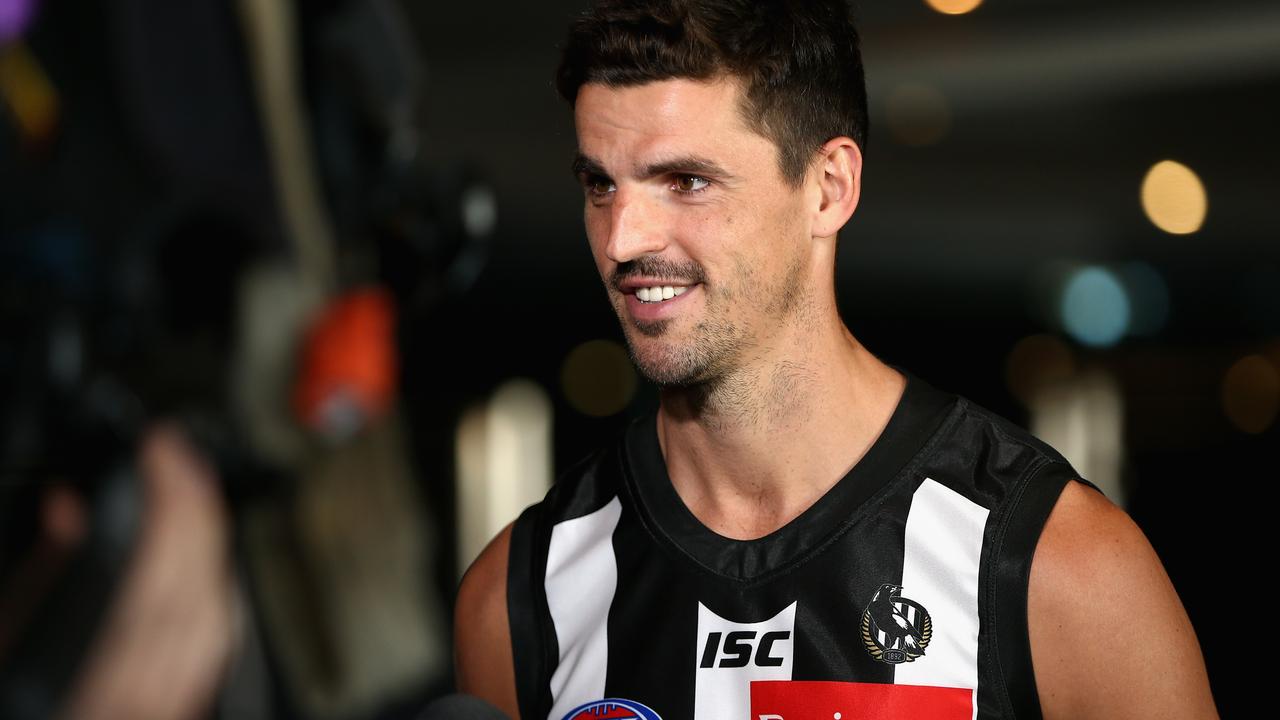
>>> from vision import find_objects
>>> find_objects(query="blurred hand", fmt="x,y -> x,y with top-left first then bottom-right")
58,426 -> 235,720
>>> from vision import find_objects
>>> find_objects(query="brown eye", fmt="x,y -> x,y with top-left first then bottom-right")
673,175 -> 710,193
583,172 -> 616,197
586,177 -> 615,197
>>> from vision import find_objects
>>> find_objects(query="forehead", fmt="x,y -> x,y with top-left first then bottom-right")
574,78 -> 778,177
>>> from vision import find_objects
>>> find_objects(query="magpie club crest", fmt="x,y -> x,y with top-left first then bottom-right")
861,583 -> 932,664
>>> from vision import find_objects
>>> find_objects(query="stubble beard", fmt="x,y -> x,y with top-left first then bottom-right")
620,308 -> 745,388
612,250 -> 808,391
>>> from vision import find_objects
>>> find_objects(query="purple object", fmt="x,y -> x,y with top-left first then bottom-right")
0,0 -> 38,42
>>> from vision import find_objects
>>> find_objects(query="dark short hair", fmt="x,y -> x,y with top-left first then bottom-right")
557,0 -> 868,186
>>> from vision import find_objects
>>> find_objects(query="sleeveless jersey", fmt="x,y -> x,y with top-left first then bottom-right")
506,373 -> 1094,720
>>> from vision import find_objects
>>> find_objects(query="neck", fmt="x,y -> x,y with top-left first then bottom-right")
655,308 -> 904,540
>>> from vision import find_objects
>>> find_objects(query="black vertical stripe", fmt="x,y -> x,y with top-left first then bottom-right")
603,503 -> 699,720
508,504 -> 555,720
984,462 -> 1090,719
787,491 -> 908,686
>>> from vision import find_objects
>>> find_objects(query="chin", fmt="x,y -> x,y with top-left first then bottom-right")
624,335 -> 715,388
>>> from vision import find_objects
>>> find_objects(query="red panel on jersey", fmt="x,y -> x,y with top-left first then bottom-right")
750,680 -> 973,720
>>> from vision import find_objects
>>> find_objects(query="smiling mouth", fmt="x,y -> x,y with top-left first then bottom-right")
633,284 -> 693,303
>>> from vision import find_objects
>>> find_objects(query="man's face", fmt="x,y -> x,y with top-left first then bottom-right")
573,77 -> 815,387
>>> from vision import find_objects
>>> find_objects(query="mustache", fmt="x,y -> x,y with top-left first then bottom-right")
610,257 -> 707,292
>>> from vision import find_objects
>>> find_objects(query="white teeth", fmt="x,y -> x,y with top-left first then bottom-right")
634,284 -> 692,303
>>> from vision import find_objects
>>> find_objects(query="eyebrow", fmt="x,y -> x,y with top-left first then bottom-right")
571,152 -> 735,182
571,153 -> 607,179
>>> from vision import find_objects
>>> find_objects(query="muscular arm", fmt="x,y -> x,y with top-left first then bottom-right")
455,523 -> 520,719
1029,480 -> 1218,719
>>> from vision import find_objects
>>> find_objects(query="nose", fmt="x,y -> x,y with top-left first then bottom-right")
603,191 -> 668,264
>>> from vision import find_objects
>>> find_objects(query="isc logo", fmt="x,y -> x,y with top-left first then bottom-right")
694,602 -> 797,720
699,630 -> 791,668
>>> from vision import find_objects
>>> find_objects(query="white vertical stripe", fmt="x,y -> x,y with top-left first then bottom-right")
894,477 -> 989,711
693,602 -> 796,720
545,497 -> 623,720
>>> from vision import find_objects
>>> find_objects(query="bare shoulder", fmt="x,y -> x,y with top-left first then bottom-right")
455,522 -> 519,719
1028,480 -> 1218,719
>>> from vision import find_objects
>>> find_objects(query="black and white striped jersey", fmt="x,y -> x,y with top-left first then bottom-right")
506,373 -> 1093,720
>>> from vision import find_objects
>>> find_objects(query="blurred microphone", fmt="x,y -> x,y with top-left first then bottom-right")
418,694 -> 511,719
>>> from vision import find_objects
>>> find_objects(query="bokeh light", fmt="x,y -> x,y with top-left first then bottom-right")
0,0 -> 38,42
456,379 -> 553,571
1141,160 -> 1208,235
1222,355 -> 1280,434
886,83 -> 952,147
0,43 -> 60,144
461,184 -> 498,238
561,339 -> 637,417
1060,266 -> 1132,348
925,0 -> 984,16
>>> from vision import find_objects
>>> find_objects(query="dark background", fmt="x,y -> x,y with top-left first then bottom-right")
3,0 -> 1276,716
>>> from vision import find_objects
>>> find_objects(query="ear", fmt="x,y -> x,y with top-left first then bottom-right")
810,137 -> 862,238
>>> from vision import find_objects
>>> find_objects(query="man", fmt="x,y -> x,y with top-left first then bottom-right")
456,1 -> 1218,718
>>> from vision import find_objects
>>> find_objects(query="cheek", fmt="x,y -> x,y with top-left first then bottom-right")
672,205 -> 730,257
762,200 -> 808,265
722,205 -> 806,298
584,212 -> 612,272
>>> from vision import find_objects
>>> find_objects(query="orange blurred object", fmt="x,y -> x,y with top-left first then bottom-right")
0,42 -> 60,148
293,287 -> 398,437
